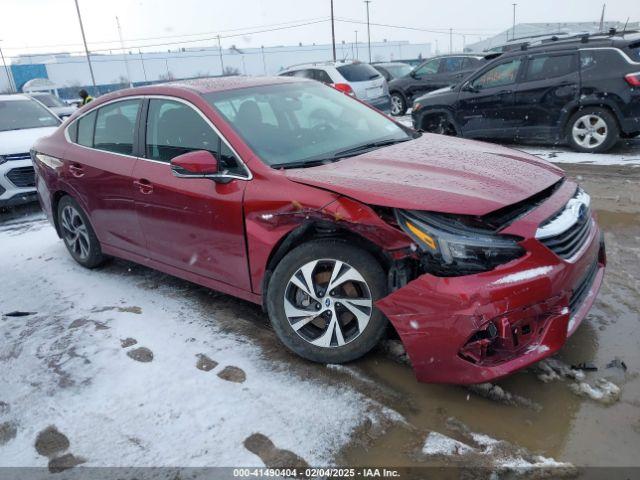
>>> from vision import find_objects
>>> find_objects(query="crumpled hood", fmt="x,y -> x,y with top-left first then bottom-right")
0,126 -> 58,156
285,134 -> 564,216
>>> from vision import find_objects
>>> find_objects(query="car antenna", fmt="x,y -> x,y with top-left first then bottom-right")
622,17 -> 630,34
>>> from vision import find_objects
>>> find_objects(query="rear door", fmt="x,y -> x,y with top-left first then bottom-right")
63,98 -> 147,255
438,56 -> 468,85
456,57 -> 524,138
514,51 -> 580,140
132,97 -> 250,289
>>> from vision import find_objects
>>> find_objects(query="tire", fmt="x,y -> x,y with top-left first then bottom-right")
566,107 -> 619,153
390,92 -> 407,116
266,240 -> 388,364
422,115 -> 457,136
57,196 -> 106,268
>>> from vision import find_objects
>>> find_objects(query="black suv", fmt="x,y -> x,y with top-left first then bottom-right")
388,54 -> 487,115
411,32 -> 640,153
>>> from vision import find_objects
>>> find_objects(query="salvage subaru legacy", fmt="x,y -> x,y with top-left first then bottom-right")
32,77 -> 605,384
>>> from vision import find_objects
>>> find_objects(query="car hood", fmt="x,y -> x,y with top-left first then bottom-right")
285,134 -> 564,216
0,126 -> 59,155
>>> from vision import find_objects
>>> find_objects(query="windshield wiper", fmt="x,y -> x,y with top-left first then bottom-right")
270,158 -> 343,170
332,137 -> 412,159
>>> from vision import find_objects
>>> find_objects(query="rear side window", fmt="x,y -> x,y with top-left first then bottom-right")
67,120 -> 78,142
524,54 -> 577,81
463,57 -> 482,69
77,111 -> 96,147
472,58 -> 522,89
580,49 -> 630,81
336,63 -> 380,82
93,99 -> 141,155
440,57 -> 465,73
310,69 -> 333,84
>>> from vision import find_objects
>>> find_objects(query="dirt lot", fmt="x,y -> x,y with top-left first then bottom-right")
1,158 -> 639,478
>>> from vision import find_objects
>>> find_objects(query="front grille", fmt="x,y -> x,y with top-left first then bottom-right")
3,152 -> 31,162
569,261 -> 599,316
6,166 -> 36,187
537,188 -> 593,260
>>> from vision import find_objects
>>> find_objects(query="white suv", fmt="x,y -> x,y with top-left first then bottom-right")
279,61 -> 391,113
0,94 -> 60,208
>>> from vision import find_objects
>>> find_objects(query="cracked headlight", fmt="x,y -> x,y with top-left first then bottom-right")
396,209 -> 525,275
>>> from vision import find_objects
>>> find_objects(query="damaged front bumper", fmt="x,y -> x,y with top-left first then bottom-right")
376,220 -> 605,385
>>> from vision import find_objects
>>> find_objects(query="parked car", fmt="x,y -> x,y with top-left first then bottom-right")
372,62 -> 414,82
0,94 -> 61,208
279,60 -> 391,112
412,32 -> 640,153
388,54 -> 488,115
33,77 -> 604,384
29,92 -> 76,118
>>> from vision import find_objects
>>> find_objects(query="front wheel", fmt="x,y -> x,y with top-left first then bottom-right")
57,196 -> 106,268
266,240 -> 388,364
566,107 -> 619,153
390,93 -> 407,116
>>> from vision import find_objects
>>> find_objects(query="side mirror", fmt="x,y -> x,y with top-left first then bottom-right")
410,71 -> 418,79
462,83 -> 479,93
171,150 -> 221,178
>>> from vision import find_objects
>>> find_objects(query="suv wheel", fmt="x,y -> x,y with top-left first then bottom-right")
57,196 -> 106,268
390,93 -> 407,116
567,107 -> 619,153
266,240 -> 388,364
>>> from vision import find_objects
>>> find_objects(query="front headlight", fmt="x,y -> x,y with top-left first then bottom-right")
396,209 -> 525,275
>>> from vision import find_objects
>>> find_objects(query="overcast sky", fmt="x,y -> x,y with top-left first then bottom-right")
1,0 -> 637,60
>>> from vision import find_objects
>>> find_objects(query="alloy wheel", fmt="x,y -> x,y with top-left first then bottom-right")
283,259 -> 373,348
572,114 -> 608,149
390,95 -> 403,116
60,205 -> 90,260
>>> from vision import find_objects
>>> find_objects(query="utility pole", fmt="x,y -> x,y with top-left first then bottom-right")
364,1 -> 372,62
330,0 -> 336,62
462,34 -> 466,52
261,46 -> 267,75
217,35 -> 225,75
354,30 -> 359,60
512,3 -> 517,40
116,17 -> 133,88
0,41 -> 15,93
599,4 -> 606,31
449,28 -> 453,53
73,0 -> 97,90
138,49 -> 148,82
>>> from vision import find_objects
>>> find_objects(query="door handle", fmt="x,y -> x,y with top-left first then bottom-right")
497,89 -> 513,95
69,164 -> 84,178
133,179 -> 153,195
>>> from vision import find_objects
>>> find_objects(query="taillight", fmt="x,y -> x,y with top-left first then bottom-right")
333,83 -> 355,96
625,72 -> 640,87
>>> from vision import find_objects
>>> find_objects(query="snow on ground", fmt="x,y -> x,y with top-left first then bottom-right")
396,114 -> 640,167
0,214 -> 401,468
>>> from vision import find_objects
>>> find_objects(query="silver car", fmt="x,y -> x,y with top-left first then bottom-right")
29,92 -> 76,118
279,61 -> 391,113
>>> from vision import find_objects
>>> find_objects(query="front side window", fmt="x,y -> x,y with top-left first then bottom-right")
145,99 -> 242,174
93,99 -> 141,155
0,99 -> 60,132
472,58 -> 522,89
206,81 -> 411,168
414,59 -> 440,76
524,54 -> 577,82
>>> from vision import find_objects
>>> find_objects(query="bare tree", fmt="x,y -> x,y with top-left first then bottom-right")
222,66 -> 240,77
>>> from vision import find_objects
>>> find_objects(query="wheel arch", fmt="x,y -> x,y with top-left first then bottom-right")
562,100 -> 623,137
417,108 -> 460,134
51,190 -> 71,238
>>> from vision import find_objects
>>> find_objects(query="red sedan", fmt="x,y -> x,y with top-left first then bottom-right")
32,77 -> 605,384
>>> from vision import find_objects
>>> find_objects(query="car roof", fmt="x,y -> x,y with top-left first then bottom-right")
373,62 -> 412,67
281,60 -> 362,71
0,94 -> 31,101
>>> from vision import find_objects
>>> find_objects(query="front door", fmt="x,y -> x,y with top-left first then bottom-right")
456,57 -> 523,138
132,98 -> 251,290
514,52 -> 580,141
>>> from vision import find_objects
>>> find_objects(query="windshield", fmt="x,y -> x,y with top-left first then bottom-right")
0,99 -> 61,132
385,64 -> 413,78
206,82 -> 411,168
33,94 -> 66,108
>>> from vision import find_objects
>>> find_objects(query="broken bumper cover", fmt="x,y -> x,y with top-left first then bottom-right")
377,221 -> 605,385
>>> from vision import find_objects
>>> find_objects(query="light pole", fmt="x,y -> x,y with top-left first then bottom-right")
73,0 -> 97,90
364,1 -> 372,62
449,28 -> 453,53
330,0 -> 336,62
354,30 -> 359,60
0,41 -> 15,93
217,35 -> 225,74
512,3 -> 517,41
116,16 -> 133,88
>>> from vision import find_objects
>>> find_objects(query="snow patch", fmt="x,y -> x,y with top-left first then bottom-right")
422,432 -> 474,456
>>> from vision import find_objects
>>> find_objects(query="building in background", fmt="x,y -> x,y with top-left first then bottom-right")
0,40 -> 431,98
466,21 -> 639,53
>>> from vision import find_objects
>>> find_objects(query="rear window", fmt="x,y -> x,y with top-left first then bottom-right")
0,99 -> 60,132
628,42 -> 640,61
336,63 -> 381,82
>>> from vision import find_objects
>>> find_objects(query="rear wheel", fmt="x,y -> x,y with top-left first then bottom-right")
266,240 -> 388,364
566,107 -> 619,153
57,196 -> 106,268
390,92 -> 407,116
